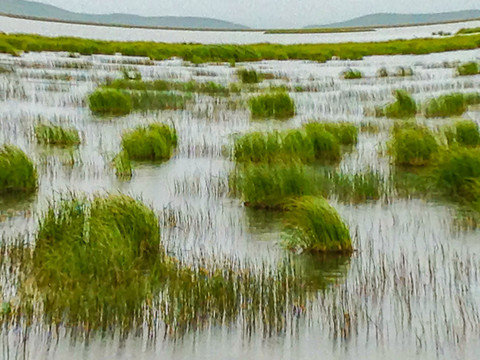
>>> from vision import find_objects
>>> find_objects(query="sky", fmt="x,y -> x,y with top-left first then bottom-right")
34,0 -> 480,28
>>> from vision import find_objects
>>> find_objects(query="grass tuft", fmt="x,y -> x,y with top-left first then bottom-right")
342,68 -> 363,79
113,150 -> 133,179
304,123 -> 341,162
385,90 -> 417,119
88,88 -> 132,116
455,120 -> 480,146
391,126 -> 439,166
283,196 -> 352,253
34,123 -> 81,146
121,123 -> 177,161
423,93 -> 467,118
457,62 -> 479,76
237,68 -> 261,83
0,145 -> 38,194
249,91 -> 295,119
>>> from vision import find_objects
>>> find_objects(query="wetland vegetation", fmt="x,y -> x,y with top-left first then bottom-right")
1,38 -> 480,360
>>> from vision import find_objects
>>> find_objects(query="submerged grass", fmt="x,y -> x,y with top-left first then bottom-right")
34,123 -> 80,146
384,90 -> 417,118
0,145 -> 37,194
283,196 -> 352,254
121,123 -> 177,161
249,91 -> 295,119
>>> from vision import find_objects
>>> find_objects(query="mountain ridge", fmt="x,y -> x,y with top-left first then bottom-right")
0,0 -> 249,30
306,10 -> 480,29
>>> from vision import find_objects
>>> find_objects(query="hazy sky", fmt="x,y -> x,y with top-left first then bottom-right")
35,0 -> 480,28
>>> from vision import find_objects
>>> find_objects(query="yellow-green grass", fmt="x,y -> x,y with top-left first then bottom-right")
3,33 -> 480,64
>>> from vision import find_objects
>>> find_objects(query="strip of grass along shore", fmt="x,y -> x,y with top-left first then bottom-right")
2,33 -> 480,63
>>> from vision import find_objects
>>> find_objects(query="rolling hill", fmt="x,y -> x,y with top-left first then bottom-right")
307,10 -> 480,29
0,0 -> 248,30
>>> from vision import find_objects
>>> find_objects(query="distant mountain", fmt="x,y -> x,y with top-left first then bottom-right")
0,0 -> 248,30
306,10 -> 480,29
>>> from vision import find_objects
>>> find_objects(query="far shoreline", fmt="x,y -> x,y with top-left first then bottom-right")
1,12 -> 480,35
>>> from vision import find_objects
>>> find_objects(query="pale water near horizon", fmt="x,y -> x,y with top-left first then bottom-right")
1,15 -> 480,44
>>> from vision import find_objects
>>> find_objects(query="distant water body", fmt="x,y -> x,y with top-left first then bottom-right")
1,15 -> 480,44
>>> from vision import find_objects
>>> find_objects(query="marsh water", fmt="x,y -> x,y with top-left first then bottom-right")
1,48 -> 480,359
2,15 -> 480,44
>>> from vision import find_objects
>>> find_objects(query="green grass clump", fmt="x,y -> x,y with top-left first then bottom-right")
34,123 -> 80,146
249,91 -> 295,119
455,120 -> 480,146
0,145 -> 37,194
424,93 -> 467,118
384,90 -> 417,119
121,123 -> 177,161
113,150 -> 133,179
391,127 -> 439,166
342,68 -> 363,79
304,123 -> 341,162
231,162 -> 317,209
31,194 -> 163,327
457,62 -> 479,76
436,148 -> 480,199
88,88 -> 132,116
283,196 -> 352,253
233,130 -> 315,164
237,68 -> 261,84
313,122 -> 359,146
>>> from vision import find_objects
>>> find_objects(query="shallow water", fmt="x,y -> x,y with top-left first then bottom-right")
1,48 -> 480,359
1,15 -> 480,44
